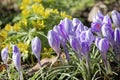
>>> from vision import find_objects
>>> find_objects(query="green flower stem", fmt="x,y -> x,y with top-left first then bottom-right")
19,71 -> 23,80
101,53 -> 112,74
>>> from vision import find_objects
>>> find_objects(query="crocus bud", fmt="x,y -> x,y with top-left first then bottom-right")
69,37 -> 82,60
93,10 -> 104,22
47,30 -> 60,55
101,24 -> 114,45
111,10 -> 120,27
114,28 -> 120,61
114,28 -> 120,43
12,45 -> 23,80
80,29 -> 94,46
1,47 -> 8,64
81,41 -> 89,55
98,38 -> 109,54
31,37 -> 41,60
103,15 -> 112,26
72,18 -> 81,27
12,45 -> 21,72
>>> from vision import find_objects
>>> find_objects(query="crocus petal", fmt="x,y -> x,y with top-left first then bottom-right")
31,37 -> 41,60
98,38 -> 109,53
101,24 -> 114,44
12,45 -> 21,72
103,15 -> 112,26
1,47 -> 8,64
114,28 -> 120,43
47,30 -> 61,54
81,41 -> 89,55
111,10 -> 120,27
95,37 -> 101,48
69,37 -> 81,53
72,18 -> 82,27
93,10 -> 104,22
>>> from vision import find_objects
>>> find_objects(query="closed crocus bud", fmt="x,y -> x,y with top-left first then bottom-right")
80,29 -> 94,46
103,15 -> 112,26
114,28 -> 120,61
111,10 -> 120,27
12,45 -> 23,80
31,37 -> 41,60
98,38 -> 109,54
60,18 -> 74,39
1,47 -> 8,65
95,37 -> 101,48
31,37 -> 41,66
93,10 -> 104,22
101,24 -> 114,45
81,41 -> 89,55
47,30 -> 61,55
85,29 -> 95,46
69,37 -> 82,60
114,28 -> 120,43
12,45 -> 21,72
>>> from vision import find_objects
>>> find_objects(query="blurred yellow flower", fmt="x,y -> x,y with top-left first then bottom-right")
20,18 -> 28,27
20,0 -> 31,10
52,9 -> 59,14
13,23 -> 21,31
0,30 -> 8,39
22,9 -> 30,17
60,12 -> 72,19
4,24 -> 12,32
33,0 -> 42,3
33,20 -> 45,30
32,4 -> 44,16
17,42 -> 28,54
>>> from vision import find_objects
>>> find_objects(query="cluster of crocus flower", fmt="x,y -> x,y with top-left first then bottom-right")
47,18 -> 94,63
47,10 -> 120,74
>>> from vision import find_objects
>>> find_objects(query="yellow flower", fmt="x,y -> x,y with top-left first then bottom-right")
52,9 -> 59,14
33,20 -> 45,30
21,9 -> 30,17
4,24 -> 12,32
20,0 -> 31,10
44,9 -> 51,18
32,4 -> 44,16
60,12 -> 72,19
20,18 -> 27,27
0,30 -> 8,39
17,42 -> 28,54
33,0 -> 42,3
13,23 -> 21,31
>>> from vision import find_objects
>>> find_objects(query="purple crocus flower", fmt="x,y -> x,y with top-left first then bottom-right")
81,41 -> 89,55
1,47 -> 8,65
98,38 -> 109,65
72,18 -> 81,27
111,10 -> 120,27
12,45 -> 21,72
80,29 -> 94,46
47,30 -> 61,55
31,37 -> 41,66
53,25 -> 70,61
69,37 -> 82,60
12,45 -> 23,80
97,38 -> 111,74
103,15 -> 112,26
59,18 -> 74,40
91,10 -> 103,34
101,24 -> 114,45
98,38 -> 109,54
114,28 -> 120,61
